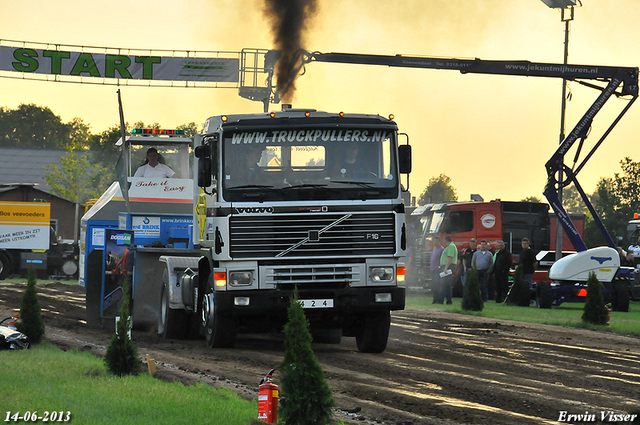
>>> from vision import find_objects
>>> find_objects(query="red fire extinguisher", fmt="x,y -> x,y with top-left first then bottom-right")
258,368 -> 278,423
7,314 -> 19,330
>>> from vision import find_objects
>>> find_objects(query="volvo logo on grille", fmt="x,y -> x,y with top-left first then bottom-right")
235,207 -> 274,214
308,230 -> 320,241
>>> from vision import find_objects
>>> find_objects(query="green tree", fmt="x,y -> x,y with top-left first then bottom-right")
177,122 -> 200,138
581,271 -> 608,325
584,158 -> 640,247
17,267 -> 45,344
418,174 -> 458,205
0,104 -> 72,148
613,157 -> 640,220
45,140 -> 111,203
87,124 -> 123,167
104,278 -> 142,377
520,196 -> 542,203
584,177 -> 625,247
562,184 -> 588,215
462,266 -> 483,311
68,117 -> 92,147
279,290 -> 334,425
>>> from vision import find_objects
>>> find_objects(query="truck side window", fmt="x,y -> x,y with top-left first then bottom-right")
446,211 -> 474,234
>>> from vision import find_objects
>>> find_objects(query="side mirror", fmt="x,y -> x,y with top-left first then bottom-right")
195,145 -> 212,188
398,144 -> 411,174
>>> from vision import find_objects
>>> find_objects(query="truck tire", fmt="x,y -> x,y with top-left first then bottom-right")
536,281 -> 554,309
611,280 -> 630,313
356,310 -> 391,353
158,283 -> 189,339
202,277 -> 237,348
0,251 -> 11,280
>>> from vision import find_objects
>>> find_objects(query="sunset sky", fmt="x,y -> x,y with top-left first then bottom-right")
1,0 -> 638,204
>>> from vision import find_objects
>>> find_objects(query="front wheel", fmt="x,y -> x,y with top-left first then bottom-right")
158,283 -> 189,339
202,285 -> 237,348
356,311 -> 391,353
0,251 -> 11,280
536,281 -> 554,309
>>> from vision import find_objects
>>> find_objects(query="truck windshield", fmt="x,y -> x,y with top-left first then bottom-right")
129,143 -> 192,179
427,211 -> 446,235
221,127 -> 399,201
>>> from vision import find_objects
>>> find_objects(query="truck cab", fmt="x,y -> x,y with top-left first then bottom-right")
183,109 -> 411,353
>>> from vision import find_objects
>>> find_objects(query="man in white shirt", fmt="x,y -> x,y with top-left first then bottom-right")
134,147 -> 175,178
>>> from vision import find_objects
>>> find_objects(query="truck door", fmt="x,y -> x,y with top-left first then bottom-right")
474,205 -> 502,244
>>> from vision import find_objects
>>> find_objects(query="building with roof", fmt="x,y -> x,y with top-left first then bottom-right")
0,147 -> 80,241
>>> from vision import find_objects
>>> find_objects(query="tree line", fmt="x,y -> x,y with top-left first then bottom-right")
2,103 -> 637,248
0,103 -> 199,204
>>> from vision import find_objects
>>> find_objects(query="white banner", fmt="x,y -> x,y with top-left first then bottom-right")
0,46 -> 239,82
0,202 -> 50,250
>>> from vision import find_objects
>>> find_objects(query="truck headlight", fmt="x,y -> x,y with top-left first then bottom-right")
375,293 -> 393,303
370,267 -> 394,282
229,271 -> 253,286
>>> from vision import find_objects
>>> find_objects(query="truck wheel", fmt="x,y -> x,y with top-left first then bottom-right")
158,283 -> 189,339
356,310 -> 390,353
536,281 -> 554,309
0,251 -> 11,280
611,281 -> 630,312
202,283 -> 236,348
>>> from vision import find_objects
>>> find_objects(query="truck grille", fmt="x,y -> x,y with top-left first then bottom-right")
230,212 -> 396,259
265,264 -> 363,290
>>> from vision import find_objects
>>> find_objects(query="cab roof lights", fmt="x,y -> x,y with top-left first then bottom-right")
132,128 -> 185,136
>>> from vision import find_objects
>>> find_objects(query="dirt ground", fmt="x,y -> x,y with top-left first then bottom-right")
1,281 -> 640,425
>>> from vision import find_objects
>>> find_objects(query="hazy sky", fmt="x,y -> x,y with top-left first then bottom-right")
1,0 -> 638,203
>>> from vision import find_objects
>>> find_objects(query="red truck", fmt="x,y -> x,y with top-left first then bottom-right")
406,200 -> 584,291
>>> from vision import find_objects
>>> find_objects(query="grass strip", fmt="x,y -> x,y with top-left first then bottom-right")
0,343 -> 257,425
405,292 -> 640,336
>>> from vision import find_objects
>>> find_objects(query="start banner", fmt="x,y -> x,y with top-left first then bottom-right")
0,46 -> 239,83
0,202 -> 50,250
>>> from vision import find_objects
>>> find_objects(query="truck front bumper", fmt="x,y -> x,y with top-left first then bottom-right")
214,286 -> 405,316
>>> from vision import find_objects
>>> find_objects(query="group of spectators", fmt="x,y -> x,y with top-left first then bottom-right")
430,237 -> 537,304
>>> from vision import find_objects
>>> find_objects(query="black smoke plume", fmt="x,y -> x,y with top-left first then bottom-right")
264,0 -> 317,102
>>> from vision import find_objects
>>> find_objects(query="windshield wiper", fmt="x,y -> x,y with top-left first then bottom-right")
332,180 -> 379,189
280,183 -> 339,193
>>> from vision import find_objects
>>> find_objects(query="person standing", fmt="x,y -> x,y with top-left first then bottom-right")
472,240 -> 494,301
518,238 -> 537,287
460,238 -> 477,292
440,235 -> 458,305
628,237 -> 640,262
492,241 -> 513,303
430,236 -> 445,303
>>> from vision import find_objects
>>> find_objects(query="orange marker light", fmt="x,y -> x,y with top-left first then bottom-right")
397,266 -> 406,283
214,272 -> 227,287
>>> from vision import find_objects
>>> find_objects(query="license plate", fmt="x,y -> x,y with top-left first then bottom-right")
299,299 -> 334,309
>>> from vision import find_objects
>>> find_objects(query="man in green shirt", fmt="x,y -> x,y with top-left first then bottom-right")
439,235 -> 458,305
